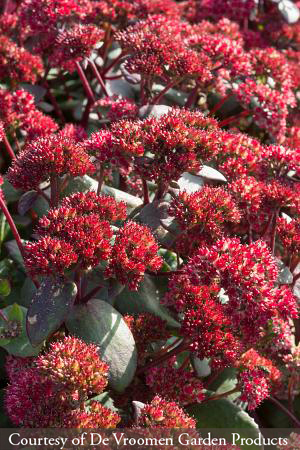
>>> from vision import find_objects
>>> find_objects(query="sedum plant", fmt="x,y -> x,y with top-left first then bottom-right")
0,0 -> 300,443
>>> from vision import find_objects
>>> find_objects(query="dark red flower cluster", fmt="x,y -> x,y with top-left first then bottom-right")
7,134 -> 94,191
236,349 -> 282,409
0,89 -> 58,138
169,186 -> 241,253
0,36 -> 43,84
164,238 -> 297,368
94,95 -> 139,122
105,221 -> 163,289
116,16 -> 213,83
124,313 -> 170,363
49,24 -> 104,72
137,395 -> 196,428
5,336 -> 115,427
88,108 -> 219,182
25,192 -> 126,274
146,357 -> 205,405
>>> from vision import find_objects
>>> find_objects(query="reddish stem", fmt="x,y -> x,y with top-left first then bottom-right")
44,81 -> 65,124
3,134 -> 15,160
0,195 -> 39,288
89,59 -> 109,97
81,284 -> 104,304
76,61 -> 95,104
103,52 -> 125,76
142,179 -> 149,205
210,94 -> 231,115
152,79 -> 178,105
219,110 -> 250,127
137,341 -> 188,375
269,396 -> 300,427
185,83 -> 199,109
105,75 -> 123,80
202,387 -> 239,403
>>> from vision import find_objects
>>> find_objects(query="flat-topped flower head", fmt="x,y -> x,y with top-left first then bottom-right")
105,221 -> 163,290
146,357 -> 205,405
49,24 -> 104,71
63,401 -> 121,428
37,336 -> 109,398
7,134 -> 94,191
138,396 -> 196,428
0,36 -> 43,84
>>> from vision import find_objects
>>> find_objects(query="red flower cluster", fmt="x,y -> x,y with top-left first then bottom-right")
105,221 -> 163,290
116,16 -> 212,83
5,336 -> 113,427
164,238 -> 297,368
25,192 -> 126,274
146,357 -> 205,405
7,134 -> 94,191
0,89 -> 58,139
49,24 -> 104,72
37,336 -> 109,398
137,395 -> 196,428
169,186 -> 241,253
124,313 -> 170,363
94,95 -> 139,122
0,36 -> 43,84
63,401 -> 121,428
236,349 -> 282,409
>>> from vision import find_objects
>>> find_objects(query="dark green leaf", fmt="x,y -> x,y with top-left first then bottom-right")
0,304 -> 42,356
26,278 -> 77,346
115,274 -> 180,328
0,279 -> 11,297
66,298 -> 137,391
187,399 -> 262,450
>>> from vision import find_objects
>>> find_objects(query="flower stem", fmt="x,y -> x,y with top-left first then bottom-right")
269,396 -> 300,427
204,386 -> 240,402
89,59 -> 109,97
0,195 -> 25,259
152,79 -> 178,105
210,94 -> 231,115
142,179 -> 149,205
97,166 -> 105,195
103,52 -> 125,76
137,341 -> 188,375
76,61 -> 95,104
219,110 -> 250,127
3,134 -> 15,160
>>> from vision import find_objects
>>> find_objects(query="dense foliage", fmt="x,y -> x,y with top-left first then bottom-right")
0,0 -> 300,445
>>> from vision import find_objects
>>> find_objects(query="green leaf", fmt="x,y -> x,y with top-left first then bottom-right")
62,175 -> 142,212
114,274 -> 180,328
66,298 -> 137,391
0,304 -> 42,356
4,240 -> 26,271
87,392 -> 119,413
27,278 -> 77,347
20,277 -> 37,308
8,303 -> 23,322
209,368 -> 240,402
0,279 -> 11,297
187,399 -> 262,450
1,178 -> 21,204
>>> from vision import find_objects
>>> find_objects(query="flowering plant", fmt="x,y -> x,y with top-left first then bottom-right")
0,0 -> 300,445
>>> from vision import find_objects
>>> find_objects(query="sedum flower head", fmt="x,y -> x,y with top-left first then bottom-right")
105,221 -> 163,290
138,396 -> 196,428
36,336 -> 109,398
7,134 -> 94,191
